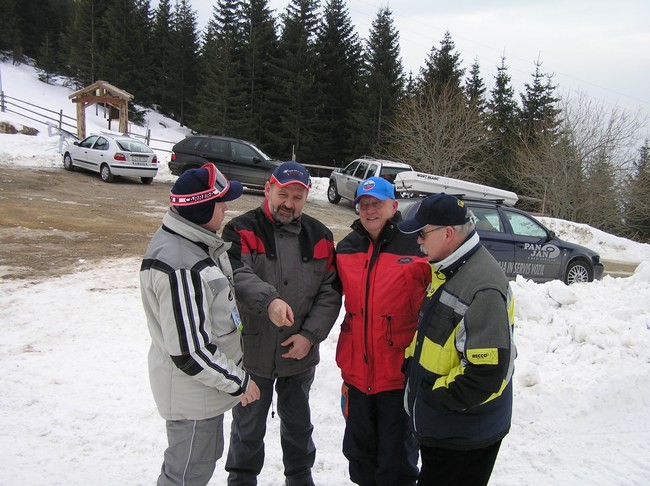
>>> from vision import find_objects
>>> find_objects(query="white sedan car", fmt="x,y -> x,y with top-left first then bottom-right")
63,134 -> 158,184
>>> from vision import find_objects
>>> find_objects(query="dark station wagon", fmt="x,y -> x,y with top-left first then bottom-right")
401,198 -> 604,285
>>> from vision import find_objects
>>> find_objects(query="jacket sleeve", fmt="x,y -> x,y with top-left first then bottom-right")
300,240 -> 342,344
222,221 -> 280,315
152,267 -> 249,396
300,240 -> 341,344
425,288 -> 513,411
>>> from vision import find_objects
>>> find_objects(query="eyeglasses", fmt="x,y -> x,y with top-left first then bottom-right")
418,226 -> 445,239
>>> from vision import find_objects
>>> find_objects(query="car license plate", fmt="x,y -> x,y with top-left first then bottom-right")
131,156 -> 149,165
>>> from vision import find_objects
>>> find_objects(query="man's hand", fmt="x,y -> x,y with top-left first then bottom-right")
239,379 -> 260,407
281,334 -> 313,360
268,298 -> 295,327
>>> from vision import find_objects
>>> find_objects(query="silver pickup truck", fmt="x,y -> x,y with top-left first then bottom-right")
327,156 -> 413,205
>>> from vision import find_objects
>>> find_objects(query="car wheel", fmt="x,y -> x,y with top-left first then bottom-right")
565,259 -> 593,285
327,183 -> 341,204
100,164 -> 114,183
63,153 -> 74,171
141,177 -> 153,185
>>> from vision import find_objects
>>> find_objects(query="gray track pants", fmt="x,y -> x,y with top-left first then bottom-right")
158,415 -> 225,486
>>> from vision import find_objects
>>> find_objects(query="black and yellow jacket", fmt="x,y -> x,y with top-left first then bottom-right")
404,232 -> 516,450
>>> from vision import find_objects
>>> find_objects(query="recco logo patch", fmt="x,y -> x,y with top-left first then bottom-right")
468,348 -> 499,365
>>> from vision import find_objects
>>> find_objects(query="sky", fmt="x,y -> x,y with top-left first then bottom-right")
2,60 -> 650,485
183,0 -> 650,122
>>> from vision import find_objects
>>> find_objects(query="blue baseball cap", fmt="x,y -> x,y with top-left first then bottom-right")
353,177 -> 395,204
398,193 -> 469,233
270,162 -> 311,190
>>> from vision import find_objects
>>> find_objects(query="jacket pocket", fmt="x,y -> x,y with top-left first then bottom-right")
335,313 -> 354,371
382,314 -> 418,348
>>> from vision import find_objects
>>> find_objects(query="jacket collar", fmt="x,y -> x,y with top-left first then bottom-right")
432,231 -> 481,277
163,209 -> 230,255
351,211 -> 403,245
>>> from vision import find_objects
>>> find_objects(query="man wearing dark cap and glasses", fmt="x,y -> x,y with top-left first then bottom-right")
140,163 -> 260,486
222,162 -> 341,486
398,193 -> 517,486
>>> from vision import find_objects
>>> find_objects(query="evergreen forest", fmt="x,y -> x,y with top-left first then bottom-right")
1,0 -> 648,241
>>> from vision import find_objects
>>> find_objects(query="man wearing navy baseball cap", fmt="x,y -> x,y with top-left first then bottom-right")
336,176 -> 430,485
398,193 -> 517,486
223,162 -> 341,485
140,163 -> 260,486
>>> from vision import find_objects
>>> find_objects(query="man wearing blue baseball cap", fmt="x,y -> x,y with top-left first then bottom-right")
398,193 -> 517,486
336,176 -> 430,485
140,163 -> 260,486
223,162 -> 341,486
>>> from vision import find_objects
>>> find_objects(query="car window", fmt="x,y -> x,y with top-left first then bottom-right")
231,141 -> 260,163
79,135 -> 98,148
116,139 -> 153,153
94,137 -> 109,151
206,138 -> 229,157
185,137 -> 207,151
379,167 -> 410,183
365,163 -> 378,179
342,162 -> 359,176
470,206 -> 503,232
506,211 -> 548,238
354,162 -> 369,178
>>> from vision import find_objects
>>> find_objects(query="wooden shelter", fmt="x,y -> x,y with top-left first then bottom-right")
69,81 -> 134,140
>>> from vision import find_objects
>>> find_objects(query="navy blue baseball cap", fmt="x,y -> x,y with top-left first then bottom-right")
398,193 -> 469,233
353,176 -> 395,204
270,162 -> 311,190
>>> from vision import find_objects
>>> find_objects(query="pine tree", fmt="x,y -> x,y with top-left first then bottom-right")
194,0 -> 247,136
419,31 -> 465,99
168,0 -> 200,126
102,0 -> 153,108
65,0 -> 111,86
313,0 -> 364,166
151,0 -> 175,115
240,0 -> 280,147
274,0 -> 321,162
364,6 -> 405,154
520,59 -> 561,143
0,0 -> 19,54
625,141 -> 650,241
485,56 -> 520,191
464,59 -> 486,114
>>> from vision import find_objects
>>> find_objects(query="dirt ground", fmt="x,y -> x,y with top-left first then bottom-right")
0,165 -> 637,281
0,165 -> 359,280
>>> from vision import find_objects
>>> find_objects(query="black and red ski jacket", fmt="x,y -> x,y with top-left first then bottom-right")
335,214 -> 430,394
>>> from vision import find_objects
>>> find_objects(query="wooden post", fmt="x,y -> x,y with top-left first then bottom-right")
119,100 -> 128,134
76,101 -> 85,140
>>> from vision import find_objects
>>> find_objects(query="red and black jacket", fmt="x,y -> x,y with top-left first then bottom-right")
335,214 -> 430,394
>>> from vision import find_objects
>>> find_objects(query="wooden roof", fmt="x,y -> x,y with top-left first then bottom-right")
69,80 -> 133,102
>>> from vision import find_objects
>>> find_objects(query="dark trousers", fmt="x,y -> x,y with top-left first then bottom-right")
343,384 -> 419,486
226,369 -> 316,486
418,440 -> 502,486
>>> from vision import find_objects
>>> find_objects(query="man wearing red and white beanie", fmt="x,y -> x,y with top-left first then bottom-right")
140,163 -> 260,486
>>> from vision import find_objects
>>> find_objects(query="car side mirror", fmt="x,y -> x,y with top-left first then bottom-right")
252,157 -> 261,164
74,141 -> 79,146
547,230 -> 557,240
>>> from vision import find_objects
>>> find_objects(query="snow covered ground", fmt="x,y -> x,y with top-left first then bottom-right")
2,60 -> 650,485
